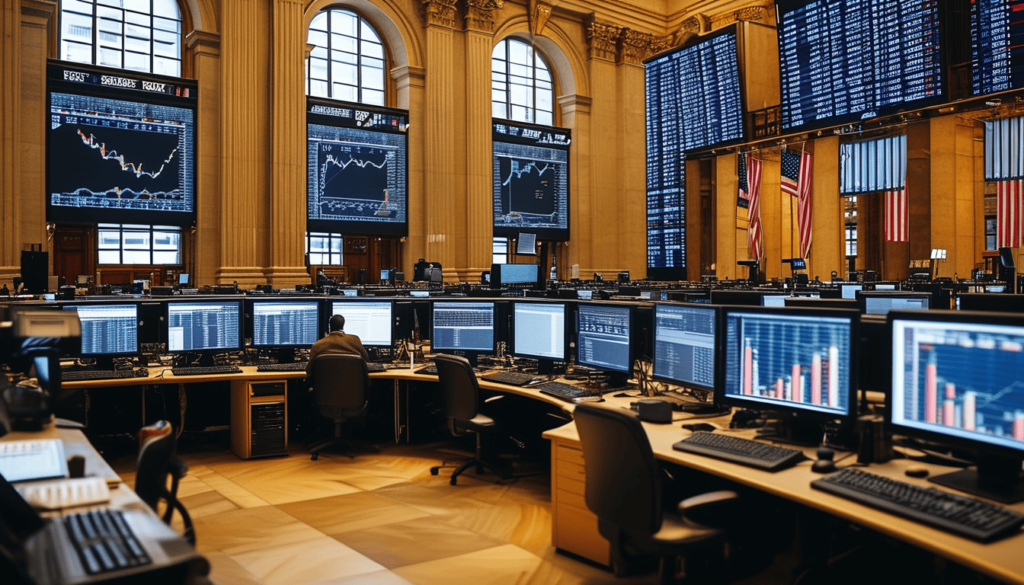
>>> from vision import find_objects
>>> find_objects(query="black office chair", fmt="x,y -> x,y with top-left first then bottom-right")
308,353 -> 370,460
573,403 -> 743,584
429,354 -> 506,485
136,420 -> 195,546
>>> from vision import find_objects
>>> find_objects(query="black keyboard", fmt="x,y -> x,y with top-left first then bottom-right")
61,369 -> 140,382
811,468 -> 1024,542
366,362 -> 386,372
170,365 -> 242,376
416,365 -> 437,375
482,371 -> 538,386
65,509 -> 152,575
672,432 -> 804,472
536,381 -> 594,401
256,362 -> 308,372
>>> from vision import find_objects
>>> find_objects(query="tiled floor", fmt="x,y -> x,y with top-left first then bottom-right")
109,438 -> 662,585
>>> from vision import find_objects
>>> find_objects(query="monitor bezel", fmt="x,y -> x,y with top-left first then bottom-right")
651,302 -> 719,393
575,301 -> 636,377
328,298 -> 395,349
164,299 -> 243,354
247,298 -> 322,349
511,300 -> 568,363
429,299 -> 498,355
61,301 -> 140,358
715,305 -> 859,421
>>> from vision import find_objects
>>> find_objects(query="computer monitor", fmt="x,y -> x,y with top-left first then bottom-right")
784,297 -> 858,310
957,293 -> 1024,313
888,310 -> 1024,503
652,303 -> 717,393
576,302 -> 634,386
840,283 -> 863,299
62,303 -> 138,367
709,289 -> 765,306
761,294 -> 788,307
512,301 -> 566,373
516,233 -> 537,255
430,301 -> 496,366
856,291 -> 930,315
875,283 -> 897,291
576,290 -> 593,300
380,269 -> 391,284
178,273 -> 189,287
330,300 -> 394,349
490,263 -> 540,289
718,307 -> 857,443
165,301 -> 241,362
789,258 -> 807,270
250,300 -> 320,362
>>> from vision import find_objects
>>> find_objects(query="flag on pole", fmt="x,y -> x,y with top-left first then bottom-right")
781,149 -> 814,258
745,154 -> 764,260
884,187 -> 909,243
998,179 -> 1024,248
737,153 -> 750,209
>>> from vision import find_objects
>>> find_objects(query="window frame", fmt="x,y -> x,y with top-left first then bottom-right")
58,0 -> 183,77
305,232 -> 345,266
491,37 -> 555,126
97,224 -> 182,265
306,7 -> 388,106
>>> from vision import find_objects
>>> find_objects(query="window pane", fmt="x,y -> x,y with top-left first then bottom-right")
98,251 -> 121,264
98,231 -> 121,248
123,232 -> 150,249
62,0 -> 181,76
124,51 -> 149,72
309,57 -> 328,81
309,79 -> 328,97
334,81 -> 357,101
332,61 -> 358,85
536,111 -> 553,126
492,102 -> 507,118
310,13 -> 328,32
123,0 -> 148,13
62,11 -> 94,43
152,0 -> 179,19
333,33 -> 357,54
362,65 -> 384,90
333,11 -> 358,36
62,41 -> 93,64
122,250 -> 150,264
363,89 -> 384,106
153,251 -> 179,264
153,231 -> 180,249
308,29 -> 327,47
153,57 -> 178,76
98,47 -> 123,68
363,41 -> 383,59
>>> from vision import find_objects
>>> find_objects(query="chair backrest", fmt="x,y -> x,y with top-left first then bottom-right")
136,420 -> 195,544
311,354 -> 369,419
432,354 -> 480,422
573,402 -> 663,535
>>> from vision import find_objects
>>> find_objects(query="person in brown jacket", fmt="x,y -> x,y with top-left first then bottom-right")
306,314 -> 369,377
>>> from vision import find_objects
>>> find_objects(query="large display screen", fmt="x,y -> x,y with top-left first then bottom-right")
776,0 -> 945,132
493,121 -> 570,241
971,0 -> 1024,97
307,99 -> 408,236
46,61 -> 197,226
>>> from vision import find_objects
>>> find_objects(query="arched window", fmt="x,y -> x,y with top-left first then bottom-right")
307,8 -> 386,106
492,38 -> 553,126
59,0 -> 182,76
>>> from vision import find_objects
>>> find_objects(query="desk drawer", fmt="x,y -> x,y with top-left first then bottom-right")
554,503 -> 608,565
555,461 -> 586,497
555,442 -> 585,466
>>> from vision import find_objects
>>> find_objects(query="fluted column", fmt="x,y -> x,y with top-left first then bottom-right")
186,30 -> 221,286
392,64 -> 426,278
422,0 -> 458,278
1,0 -> 24,278
217,0 -> 265,284
462,0 -> 501,280
266,0 -> 309,286
559,94 -> 591,274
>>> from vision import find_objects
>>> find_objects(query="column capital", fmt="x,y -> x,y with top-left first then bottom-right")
422,0 -> 459,29
465,0 -> 502,33
20,0 -> 56,21
186,30 -> 221,56
586,20 -> 620,62
619,29 -> 670,66
558,93 -> 592,115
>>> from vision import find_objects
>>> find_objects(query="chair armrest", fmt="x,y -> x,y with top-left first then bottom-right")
677,490 -> 740,528
483,395 -> 505,403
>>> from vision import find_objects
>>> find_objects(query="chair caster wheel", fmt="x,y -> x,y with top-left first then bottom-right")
450,477 -> 458,486
430,467 -> 440,475
311,452 -> 319,461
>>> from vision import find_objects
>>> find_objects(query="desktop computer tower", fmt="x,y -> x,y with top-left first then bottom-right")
231,380 -> 288,459
250,402 -> 286,458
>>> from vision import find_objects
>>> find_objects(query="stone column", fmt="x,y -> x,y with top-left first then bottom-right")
186,29 -> 221,286
1,0 -> 25,277
391,64 -> 426,277
560,93 -> 591,275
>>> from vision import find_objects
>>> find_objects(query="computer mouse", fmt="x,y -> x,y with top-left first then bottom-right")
682,423 -> 716,433
572,396 -> 604,403
905,466 -> 929,478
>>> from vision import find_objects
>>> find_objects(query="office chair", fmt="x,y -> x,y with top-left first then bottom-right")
573,403 -> 743,584
136,420 -> 195,546
429,354 -> 507,485
308,354 -> 370,460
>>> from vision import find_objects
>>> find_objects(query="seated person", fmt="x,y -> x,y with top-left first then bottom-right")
306,315 -> 369,378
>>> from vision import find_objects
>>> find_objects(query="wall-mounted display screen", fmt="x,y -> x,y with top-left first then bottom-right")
492,121 -> 570,242
971,0 -> 1024,97
46,61 -> 197,226
307,99 -> 408,236
776,0 -> 945,132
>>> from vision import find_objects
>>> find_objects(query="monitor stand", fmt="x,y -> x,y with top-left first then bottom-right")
756,411 -> 826,447
536,359 -> 555,375
275,347 -> 297,364
929,454 -> 1024,504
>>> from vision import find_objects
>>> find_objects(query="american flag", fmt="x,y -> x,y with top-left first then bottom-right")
737,153 -> 749,209
781,149 -> 813,258
998,179 -> 1024,248
745,154 -> 764,260
884,188 -> 908,243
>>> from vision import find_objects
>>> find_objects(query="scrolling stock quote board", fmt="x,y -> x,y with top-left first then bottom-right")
307,98 -> 409,236
46,61 -> 198,226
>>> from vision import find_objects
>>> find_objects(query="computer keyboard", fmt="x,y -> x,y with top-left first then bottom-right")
416,364 -> 437,376
65,509 -> 152,574
481,371 -> 539,386
256,362 -> 308,372
170,365 -> 242,376
366,362 -> 387,373
535,381 -> 595,401
0,439 -> 67,482
61,369 -> 141,382
811,468 -> 1024,542
672,432 -> 804,471
17,476 -> 111,510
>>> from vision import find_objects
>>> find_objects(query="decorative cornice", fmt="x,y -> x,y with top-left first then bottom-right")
465,0 -> 502,33
422,0 -> 458,29
186,30 -> 221,55
20,0 -> 56,22
530,0 -> 552,36
586,21 -> 620,62
619,29 -> 667,65
711,6 -> 768,27
391,65 -> 427,81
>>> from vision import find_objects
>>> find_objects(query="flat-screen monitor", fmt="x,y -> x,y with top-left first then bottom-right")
789,258 -> 806,270
776,0 -> 945,133
512,301 -> 566,372
856,291 -> 930,315
576,302 -> 633,385
761,294 -> 788,307
166,301 -> 241,353
718,307 -> 856,439
46,61 -> 197,226
710,289 -> 765,306
62,304 -> 138,360
875,283 -> 897,291
431,301 -> 495,365
178,273 -> 189,286
251,300 -> 320,348
493,121 -> 570,241
306,99 -> 408,236
516,233 -> 537,255
888,311 -> 1024,502
490,263 -> 540,289
784,297 -> 858,310
330,300 -> 393,348
652,303 -> 717,392
971,1 -> 1024,97
958,293 -> 1024,313
840,284 -> 862,300
577,290 -> 593,300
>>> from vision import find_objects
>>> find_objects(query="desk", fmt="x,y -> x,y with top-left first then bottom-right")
541,394 -> 1024,584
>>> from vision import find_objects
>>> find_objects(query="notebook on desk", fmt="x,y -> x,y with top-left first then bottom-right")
0,472 -> 208,584
0,439 -> 69,483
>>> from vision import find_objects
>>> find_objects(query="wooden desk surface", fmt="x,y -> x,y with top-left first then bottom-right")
542,397 -> 1024,585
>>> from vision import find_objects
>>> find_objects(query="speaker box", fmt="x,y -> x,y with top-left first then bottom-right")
20,251 -> 48,293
